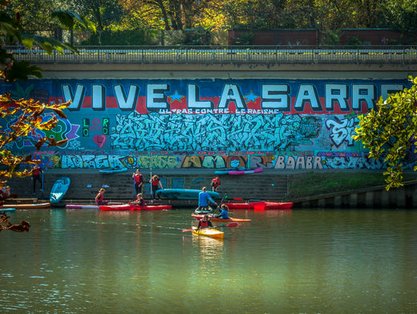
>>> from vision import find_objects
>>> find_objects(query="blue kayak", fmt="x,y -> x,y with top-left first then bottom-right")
50,177 -> 71,204
155,189 -> 220,200
99,167 -> 128,174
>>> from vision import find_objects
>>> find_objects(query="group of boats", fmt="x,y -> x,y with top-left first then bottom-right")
0,177 -> 294,239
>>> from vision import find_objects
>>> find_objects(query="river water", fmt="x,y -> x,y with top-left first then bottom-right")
1,208 -> 416,313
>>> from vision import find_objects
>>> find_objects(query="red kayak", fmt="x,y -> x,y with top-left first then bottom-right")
99,203 -> 173,211
129,203 -> 172,211
250,201 -> 293,210
191,213 -> 251,222
99,204 -> 131,211
224,202 -> 253,210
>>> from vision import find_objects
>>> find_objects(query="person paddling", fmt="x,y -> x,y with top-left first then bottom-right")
197,215 -> 213,230
132,193 -> 145,206
215,204 -> 230,219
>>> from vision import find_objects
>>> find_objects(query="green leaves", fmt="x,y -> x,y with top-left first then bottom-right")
52,10 -> 96,33
353,76 -> 417,190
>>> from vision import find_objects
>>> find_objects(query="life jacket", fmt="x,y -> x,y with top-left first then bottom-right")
199,220 -> 210,228
32,167 -> 41,176
151,177 -> 160,186
211,177 -> 220,187
134,173 -> 143,184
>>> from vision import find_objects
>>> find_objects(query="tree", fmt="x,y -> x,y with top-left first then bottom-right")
353,76 -> 417,190
0,3 -> 85,190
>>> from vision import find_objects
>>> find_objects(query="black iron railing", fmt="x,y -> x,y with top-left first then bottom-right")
8,45 -> 417,65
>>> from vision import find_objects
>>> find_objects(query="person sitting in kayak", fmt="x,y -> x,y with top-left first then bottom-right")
95,188 -> 108,205
197,215 -> 213,230
132,193 -> 145,206
215,204 -> 230,219
197,187 -> 217,211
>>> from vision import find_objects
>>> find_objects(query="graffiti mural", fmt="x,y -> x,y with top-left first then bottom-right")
0,78 -> 410,171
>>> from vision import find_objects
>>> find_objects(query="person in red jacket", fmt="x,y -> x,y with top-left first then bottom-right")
210,176 -> 221,191
132,169 -> 144,194
197,215 -> 213,230
32,165 -> 43,193
150,175 -> 163,199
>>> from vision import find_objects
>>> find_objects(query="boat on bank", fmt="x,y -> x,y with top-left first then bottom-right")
250,201 -> 293,210
214,167 -> 263,175
65,204 -> 99,210
156,188 -> 220,200
50,177 -> 71,204
98,203 -> 173,211
224,202 -> 253,210
1,202 -> 51,209
98,167 -> 128,174
0,207 -> 16,212
129,203 -> 173,211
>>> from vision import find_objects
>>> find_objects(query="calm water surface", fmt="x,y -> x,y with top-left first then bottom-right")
1,208 -> 417,313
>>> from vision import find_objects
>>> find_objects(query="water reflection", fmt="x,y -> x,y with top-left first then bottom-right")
192,235 -> 224,261
1,209 -> 417,313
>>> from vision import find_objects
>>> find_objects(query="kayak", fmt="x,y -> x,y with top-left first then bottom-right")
50,177 -> 71,204
191,213 -> 251,222
129,203 -> 173,211
156,189 -> 220,200
99,167 -> 128,174
99,203 -> 173,211
99,204 -> 131,211
215,167 -> 263,175
192,227 -> 224,239
66,204 -> 99,210
224,202 -> 253,210
250,201 -> 293,210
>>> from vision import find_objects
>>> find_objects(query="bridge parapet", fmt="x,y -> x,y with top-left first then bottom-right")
8,45 -> 417,66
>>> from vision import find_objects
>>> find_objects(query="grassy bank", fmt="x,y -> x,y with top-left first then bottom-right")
286,171 -> 417,200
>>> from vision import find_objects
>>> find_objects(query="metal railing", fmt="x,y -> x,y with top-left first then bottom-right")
8,45 -> 417,65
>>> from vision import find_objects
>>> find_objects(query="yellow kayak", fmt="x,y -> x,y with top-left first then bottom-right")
192,227 -> 224,239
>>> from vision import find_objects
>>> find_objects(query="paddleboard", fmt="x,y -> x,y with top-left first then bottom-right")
65,204 -> 99,210
0,207 -> 16,212
3,202 -> 51,209
50,177 -> 71,204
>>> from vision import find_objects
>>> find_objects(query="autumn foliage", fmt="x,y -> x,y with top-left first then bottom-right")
0,94 -> 70,189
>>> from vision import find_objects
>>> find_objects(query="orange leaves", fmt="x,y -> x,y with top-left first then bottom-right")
0,94 -> 71,184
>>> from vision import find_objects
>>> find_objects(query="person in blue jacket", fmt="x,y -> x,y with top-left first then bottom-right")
215,204 -> 230,219
197,187 -> 217,211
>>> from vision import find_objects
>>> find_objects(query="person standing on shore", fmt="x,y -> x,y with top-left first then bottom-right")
150,175 -> 163,199
132,169 -> 144,194
210,176 -> 221,191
